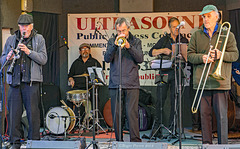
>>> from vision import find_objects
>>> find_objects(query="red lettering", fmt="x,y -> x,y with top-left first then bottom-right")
141,17 -> 151,29
199,15 -> 203,28
77,18 -> 87,30
99,17 -> 111,30
152,17 -> 167,29
91,18 -> 97,30
182,16 -> 195,28
130,17 -> 140,29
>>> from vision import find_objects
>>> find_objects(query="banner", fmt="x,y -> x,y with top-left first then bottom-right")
68,12 -> 203,86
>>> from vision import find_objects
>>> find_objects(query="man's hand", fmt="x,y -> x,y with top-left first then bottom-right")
114,34 -> 130,48
210,49 -> 222,60
69,77 -> 75,88
152,48 -> 172,57
6,50 -> 14,60
202,54 -> 214,63
19,43 -> 31,55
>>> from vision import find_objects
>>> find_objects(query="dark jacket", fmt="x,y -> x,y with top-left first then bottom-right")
1,29 -> 47,84
149,33 -> 188,60
68,54 -> 101,89
188,24 -> 239,90
104,32 -> 144,89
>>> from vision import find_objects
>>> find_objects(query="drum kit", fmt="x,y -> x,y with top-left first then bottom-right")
45,73 -> 106,137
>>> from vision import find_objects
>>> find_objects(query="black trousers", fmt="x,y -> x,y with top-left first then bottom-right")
155,69 -> 175,128
109,88 -> 141,142
8,82 -> 40,144
200,90 -> 228,144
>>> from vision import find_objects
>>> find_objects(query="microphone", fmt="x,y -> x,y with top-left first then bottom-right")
176,21 -> 185,29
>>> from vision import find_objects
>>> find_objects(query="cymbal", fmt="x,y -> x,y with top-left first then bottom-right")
67,90 -> 87,94
72,73 -> 89,77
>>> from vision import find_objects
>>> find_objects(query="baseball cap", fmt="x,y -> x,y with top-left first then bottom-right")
79,43 -> 91,50
200,5 -> 218,15
18,13 -> 33,25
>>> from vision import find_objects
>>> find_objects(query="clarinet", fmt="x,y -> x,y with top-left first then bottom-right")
7,32 -> 25,74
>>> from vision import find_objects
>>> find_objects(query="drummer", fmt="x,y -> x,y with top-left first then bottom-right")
68,43 -> 101,125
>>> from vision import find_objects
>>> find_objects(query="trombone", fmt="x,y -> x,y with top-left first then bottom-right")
191,22 -> 231,114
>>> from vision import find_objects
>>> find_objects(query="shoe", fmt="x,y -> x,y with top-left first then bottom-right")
192,125 -> 200,132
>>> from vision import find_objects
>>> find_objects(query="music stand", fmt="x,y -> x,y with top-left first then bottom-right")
148,56 -> 178,141
86,67 -> 107,149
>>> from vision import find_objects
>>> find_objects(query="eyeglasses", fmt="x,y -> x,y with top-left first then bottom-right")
80,48 -> 90,51
117,29 -> 128,34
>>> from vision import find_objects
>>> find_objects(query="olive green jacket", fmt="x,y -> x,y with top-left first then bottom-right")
188,24 -> 239,90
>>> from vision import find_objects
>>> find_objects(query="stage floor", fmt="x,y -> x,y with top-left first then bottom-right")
12,127 -> 240,148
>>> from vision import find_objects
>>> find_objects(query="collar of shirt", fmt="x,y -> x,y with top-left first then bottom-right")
204,23 -> 219,38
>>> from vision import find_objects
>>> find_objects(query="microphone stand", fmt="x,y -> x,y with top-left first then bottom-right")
172,27 -> 186,149
118,45 -> 122,141
0,51 -> 15,149
95,30 -> 108,42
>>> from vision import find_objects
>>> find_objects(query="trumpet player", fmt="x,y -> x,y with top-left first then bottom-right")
104,17 -> 143,142
1,13 -> 47,149
188,5 -> 238,144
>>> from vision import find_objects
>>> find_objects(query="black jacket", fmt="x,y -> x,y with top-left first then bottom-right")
68,54 -> 101,89
149,33 -> 189,59
104,32 -> 144,89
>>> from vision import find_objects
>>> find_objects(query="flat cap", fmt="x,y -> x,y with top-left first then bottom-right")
79,43 -> 91,50
18,14 -> 33,25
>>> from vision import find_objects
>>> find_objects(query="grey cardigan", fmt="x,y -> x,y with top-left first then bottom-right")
1,30 -> 47,84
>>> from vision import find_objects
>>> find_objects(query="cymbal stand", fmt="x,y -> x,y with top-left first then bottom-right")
74,101 -> 85,136
85,75 -> 90,129
89,86 -> 108,134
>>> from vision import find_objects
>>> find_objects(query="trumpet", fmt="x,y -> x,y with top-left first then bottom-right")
191,22 -> 231,114
116,36 -> 126,48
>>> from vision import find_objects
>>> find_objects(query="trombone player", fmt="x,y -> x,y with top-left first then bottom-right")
188,5 -> 238,144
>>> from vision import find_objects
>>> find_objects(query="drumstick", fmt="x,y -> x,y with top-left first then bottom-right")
60,100 -> 68,108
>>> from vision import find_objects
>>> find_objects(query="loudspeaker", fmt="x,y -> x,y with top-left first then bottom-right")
26,140 -> 86,149
111,141 -> 168,149
40,84 -> 61,127
202,144 -> 240,149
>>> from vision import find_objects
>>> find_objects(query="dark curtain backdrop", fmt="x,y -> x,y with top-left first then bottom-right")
229,9 -> 240,62
32,12 -> 60,85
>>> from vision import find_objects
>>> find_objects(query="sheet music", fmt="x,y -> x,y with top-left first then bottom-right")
87,67 -> 106,85
150,59 -> 172,69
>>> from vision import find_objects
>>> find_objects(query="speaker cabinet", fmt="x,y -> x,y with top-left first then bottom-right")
111,141 -> 168,149
202,144 -> 240,149
40,84 -> 61,127
26,140 -> 86,149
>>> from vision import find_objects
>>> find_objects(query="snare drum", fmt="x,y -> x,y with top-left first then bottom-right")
46,107 -> 76,134
66,90 -> 89,103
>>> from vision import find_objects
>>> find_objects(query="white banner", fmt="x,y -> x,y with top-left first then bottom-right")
68,12 -> 203,86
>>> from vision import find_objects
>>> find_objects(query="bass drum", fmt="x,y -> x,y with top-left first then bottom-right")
103,99 -> 113,128
46,107 -> 76,134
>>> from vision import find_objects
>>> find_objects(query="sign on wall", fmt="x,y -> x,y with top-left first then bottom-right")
68,12 -> 203,86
